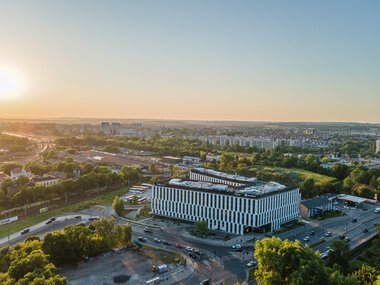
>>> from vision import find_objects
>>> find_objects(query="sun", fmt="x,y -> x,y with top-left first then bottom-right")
0,66 -> 27,101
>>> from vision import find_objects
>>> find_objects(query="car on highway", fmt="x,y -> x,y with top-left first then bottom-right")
339,235 -> 346,240
175,243 -> 184,248
21,228 -> 30,235
188,252 -> 197,259
303,236 -> 310,242
88,216 -> 100,221
138,237 -> 147,242
310,231 -> 315,236
375,208 -> 380,213
345,237 -> 351,242
200,279 -> 211,285
74,215 -> 81,219
363,228 -> 369,233
153,238 -> 161,243
246,261 -> 257,268
232,244 -> 241,250
325,232 -> 332,237
144,227 -> 153,234
163,240 -> 172,246
351,218 -> 357,223
186,246 -> 193,252
45,220 -> 53,224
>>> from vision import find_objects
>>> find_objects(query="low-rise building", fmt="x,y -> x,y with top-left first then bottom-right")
34,175 -> 60,187
182,156 -> 201,164
300,196 -> 333,218
10,168 -> 32,180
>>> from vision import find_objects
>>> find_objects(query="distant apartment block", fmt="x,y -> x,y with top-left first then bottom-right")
376,139 -> 380,153
152,168 -> 300,234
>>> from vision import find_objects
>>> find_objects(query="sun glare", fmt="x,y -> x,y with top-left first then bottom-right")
0,66 -> 27,101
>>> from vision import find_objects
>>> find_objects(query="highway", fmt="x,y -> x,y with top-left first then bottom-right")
1,132 -> 53,164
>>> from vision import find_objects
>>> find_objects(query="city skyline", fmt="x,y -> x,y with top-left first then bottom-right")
0,0 -> 379,123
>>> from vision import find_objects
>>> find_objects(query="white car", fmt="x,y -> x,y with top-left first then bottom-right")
232,244 -> 241,250
325,232 -> 332,237
186,246 -> 193,252
303,236 -> 310,242
374,208 -> 380,213
246,261 -> 257,268
153,238 -> 161,243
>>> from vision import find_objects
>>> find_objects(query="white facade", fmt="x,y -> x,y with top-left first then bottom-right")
10,169 -> 32,180
152,181 -> 300,235
376,140 -> 380,153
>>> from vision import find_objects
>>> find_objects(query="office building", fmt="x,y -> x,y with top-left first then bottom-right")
152,168 -> 300,234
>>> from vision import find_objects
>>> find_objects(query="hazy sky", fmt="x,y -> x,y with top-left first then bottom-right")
0,0 -> 379,122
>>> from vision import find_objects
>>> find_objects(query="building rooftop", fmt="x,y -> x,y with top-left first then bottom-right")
301,196 -> 331,209
163,178 -> 292,198
192,167 -> 257,184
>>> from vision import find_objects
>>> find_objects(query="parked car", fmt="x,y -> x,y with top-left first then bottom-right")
21,228 -> 30,235
363,228 -> 369,233
351,218 -> 357,223
188,252 -> 197,259
45,220 -> 53,224
74,215 -> 81,219
303,236 -> 310,242
339,235 -> 346,240
232,244 -> 241,250
163,240 -> 172,246
310,231 -> 315,236
186,246 -> 193,252
175,243 -> 183,248
325,232 -> 332,237
345,237 -> 351,242
153,238 -> 161,243
375,208 -> 380,213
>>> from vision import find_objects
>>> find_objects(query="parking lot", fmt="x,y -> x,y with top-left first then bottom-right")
62,248 -> 191,285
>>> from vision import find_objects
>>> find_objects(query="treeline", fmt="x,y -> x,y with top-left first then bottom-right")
56,135 -> 215,157
0,218 -> 131,284
255,236 -> 380,285
0,134 -> 30,153
0,165 -> 141,209
206,152 -> 380,199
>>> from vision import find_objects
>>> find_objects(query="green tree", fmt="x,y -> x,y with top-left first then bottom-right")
352,265 -> 378,285
112,196 -> 125,216
195,220 -> 208,235
327,240 -> 350,274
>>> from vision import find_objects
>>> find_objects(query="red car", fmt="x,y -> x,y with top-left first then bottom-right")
175,243 -> 183,248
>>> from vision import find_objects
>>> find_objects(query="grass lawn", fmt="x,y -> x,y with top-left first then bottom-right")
0,187 -> 128,238
250,166 -> 336,184
142,245 -> 183,264
312,210 -> 345,220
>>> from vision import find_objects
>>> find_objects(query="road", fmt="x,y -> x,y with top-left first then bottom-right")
0,214 -> 91,247
279,203 -> 380,255
1,132 -> 53,164
2,195 -> 380,284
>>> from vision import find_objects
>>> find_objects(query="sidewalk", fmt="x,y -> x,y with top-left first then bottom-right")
180,228 -> 261,248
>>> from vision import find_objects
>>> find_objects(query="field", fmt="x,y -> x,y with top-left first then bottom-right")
0,187 -> 128,238
250,165 -> 336,184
